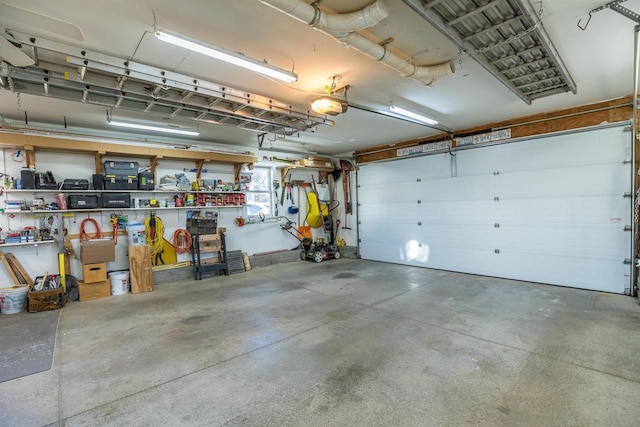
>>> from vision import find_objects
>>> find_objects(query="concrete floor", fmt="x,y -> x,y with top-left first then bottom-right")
2,258 -> 640,426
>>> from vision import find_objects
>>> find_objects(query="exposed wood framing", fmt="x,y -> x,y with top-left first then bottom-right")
196,160 -> 205,180
356,95 -> 635,164
24,145 -> 36,169
234,164 -> 244,183
150,156 -> 162,176
95,151 -> 105,174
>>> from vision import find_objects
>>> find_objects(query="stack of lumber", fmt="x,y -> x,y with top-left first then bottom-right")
0,251 -> 33,286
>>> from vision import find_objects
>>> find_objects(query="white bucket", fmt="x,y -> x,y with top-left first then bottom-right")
0,285 -> 29,315
109,271 -> 130,295
126,222 -> 146,246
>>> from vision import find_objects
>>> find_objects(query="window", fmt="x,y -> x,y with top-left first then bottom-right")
245,166 -> 273,216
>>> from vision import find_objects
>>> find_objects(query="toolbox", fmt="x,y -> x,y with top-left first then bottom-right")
138,172 -> 155,190
104,175 -> 138,190
28,275 -> 66,312
104,160 -> 139,176
101,192 -> 131,208
61,178 -> 90,190
67,194 -> 99,209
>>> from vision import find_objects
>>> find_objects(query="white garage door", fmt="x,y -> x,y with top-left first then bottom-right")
358,124 -> 632,293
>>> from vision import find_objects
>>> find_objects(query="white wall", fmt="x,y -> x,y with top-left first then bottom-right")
0,146 -> 357,285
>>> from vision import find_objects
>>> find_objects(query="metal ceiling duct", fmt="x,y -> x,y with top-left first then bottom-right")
401,0 -> 577,104
260,0 -> 455,85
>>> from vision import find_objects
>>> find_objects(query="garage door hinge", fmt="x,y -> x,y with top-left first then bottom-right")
623,159 -> 631,164
623,258 -> 632,265
624,225 -> 632,231
493,196 -> 500,202
493,171 -> 500,175
623,192 -> 632,198
494,249 -> 500,254
494,223 -> 500,228
417,222 -> 422,226
417,178 -> 421,182
417,200 -> 422,204
624,125 -> 632,132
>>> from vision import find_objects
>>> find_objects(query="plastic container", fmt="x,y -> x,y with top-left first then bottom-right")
126,222 -> 146,246
0,285 -> 29,315
108,271 -> 130,295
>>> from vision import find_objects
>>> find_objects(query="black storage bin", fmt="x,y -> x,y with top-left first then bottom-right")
67,194 -> 99,209
101,193 -> 131,208
104,175 -> 138,190
61,179 -> 90,190
20,170 -> 36,189
92,174 -> 104,190
138,172 -> 155,190
104,161 -> 139,176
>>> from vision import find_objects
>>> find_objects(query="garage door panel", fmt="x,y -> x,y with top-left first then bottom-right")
417,175 -> 495,201
413,200 -> 495,224
359,204 -> 420,225
358,125 -> 631,293
496,197 -> 628,226
359,239 -> 501,275
358,155 -> 450,186
497,164 -> 629,199
493,224 -> 628,256
458,129 -> 630,176
496,251 -> 628,293
358,181 -> 422,204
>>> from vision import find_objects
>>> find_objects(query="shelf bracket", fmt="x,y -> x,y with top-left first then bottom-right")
24,145 -> 35,169
150,156 -> 162,176
196,160 -> 205,180
281,166 -> 293,183
233,164 -> 243,183
95,151 -> 105,174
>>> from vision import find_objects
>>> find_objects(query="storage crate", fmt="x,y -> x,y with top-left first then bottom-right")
83,262 -> 107,283
27,286 -> 66,312
104,175 -> 138,190
78,280 -> 110,301
101,192 -> 131,208
104,160 -> 139,175
138,172 -> 155,190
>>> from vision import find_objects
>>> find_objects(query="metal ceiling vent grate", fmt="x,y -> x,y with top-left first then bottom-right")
402,0 -> 577,104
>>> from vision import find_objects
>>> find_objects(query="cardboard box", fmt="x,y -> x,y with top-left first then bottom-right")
81,239 -> 116,264
82,262 -> 107,283
78,279 -> 110,301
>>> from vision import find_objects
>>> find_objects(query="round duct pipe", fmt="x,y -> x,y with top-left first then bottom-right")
259,0 -> 454,86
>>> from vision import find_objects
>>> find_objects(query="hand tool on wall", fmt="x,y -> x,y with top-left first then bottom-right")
340,160 -> 354,229
273,180 -> 280,216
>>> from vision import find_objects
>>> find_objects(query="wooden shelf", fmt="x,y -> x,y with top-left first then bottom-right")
0,240 -> 56,248
3,205 -> 245,214
3,189 -> 245,194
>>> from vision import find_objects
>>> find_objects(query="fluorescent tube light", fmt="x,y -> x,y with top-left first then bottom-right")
389,105 -> 438,125
107,120 -> 200,136
155,29 -> 298,83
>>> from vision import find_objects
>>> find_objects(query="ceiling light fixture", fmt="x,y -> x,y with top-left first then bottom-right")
107,120 -> 200,136
155,28 -> 298,83
389,105 -> 438,125
311,76 -> 349,116
311,96 -> 348,116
